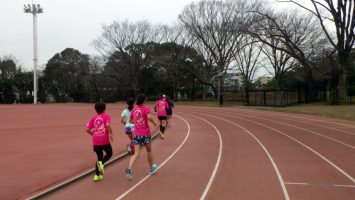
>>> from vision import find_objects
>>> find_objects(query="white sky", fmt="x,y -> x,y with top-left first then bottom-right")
0,0 -> 307,71
0,0 -> 203,70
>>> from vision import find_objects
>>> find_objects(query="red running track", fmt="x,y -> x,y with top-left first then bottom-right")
1,104 -> 354,200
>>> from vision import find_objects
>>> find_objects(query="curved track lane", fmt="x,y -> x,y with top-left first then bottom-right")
25,105 -> 354,200
185,106 -> 355,199
41,113 -> 222,200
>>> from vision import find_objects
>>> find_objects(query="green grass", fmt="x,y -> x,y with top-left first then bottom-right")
176,101 -> 355,121
256,104 -> 355,121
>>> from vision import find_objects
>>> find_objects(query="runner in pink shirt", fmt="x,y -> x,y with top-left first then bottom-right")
125,94 -> 158,180
155,94 -> 169,139
86,101 -> 113,182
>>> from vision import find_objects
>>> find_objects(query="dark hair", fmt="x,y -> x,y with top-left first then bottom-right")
95,101 -> 106,114
127,98 -> 134,111
136,94 -> 146,105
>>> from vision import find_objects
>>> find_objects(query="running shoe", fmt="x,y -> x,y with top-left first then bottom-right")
97,161 -> 104,175
126,168 -> 133,180
93,175 -> 103,182
149,163 -> 158,175
160,133 -> 165,139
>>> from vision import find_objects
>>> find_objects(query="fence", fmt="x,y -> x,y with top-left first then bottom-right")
224,81 -> 328,107
132,81 -> 354,106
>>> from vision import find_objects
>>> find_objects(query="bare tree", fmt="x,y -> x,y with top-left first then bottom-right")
277,0 -> 355,103
259,33 -> 296,90
248,10 -> 328,102
277,0 -> 354,66
153,23 -> 186,44
92,20 -> 154,56
183,34 -> 219,99
88,56 -> 105,101
92,20 -> 154,93
232,36 -> 263,105
179,0 -> 252,105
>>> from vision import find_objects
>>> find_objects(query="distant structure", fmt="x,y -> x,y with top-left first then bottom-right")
257,75 -> 272,86
24,3 -> 43,104
225,72 -> 243,92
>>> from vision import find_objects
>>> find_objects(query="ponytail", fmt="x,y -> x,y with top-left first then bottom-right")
127,98 -> 134,111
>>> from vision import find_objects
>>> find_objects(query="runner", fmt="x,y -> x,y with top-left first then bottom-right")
125,94 -> 158,180
86,101 -> 114,182
155,94 -> 169,139
165,95 -> 174,122
121,98 -> 135,155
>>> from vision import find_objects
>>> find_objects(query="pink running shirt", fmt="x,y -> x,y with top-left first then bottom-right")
155,99 -> 169,117
86,113 -> 111,145
130,105 -> 151,136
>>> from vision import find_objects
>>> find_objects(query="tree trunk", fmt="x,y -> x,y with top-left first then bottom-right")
218,76 -> 224,105
244,85 -> 250,106
328,58 -> 341,105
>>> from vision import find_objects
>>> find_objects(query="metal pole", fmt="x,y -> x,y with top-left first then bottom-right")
25,3 -> 42,104
33,12 -> 38,104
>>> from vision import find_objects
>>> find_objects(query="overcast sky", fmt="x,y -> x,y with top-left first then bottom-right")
1,0 -> 300,71
1,0 -> 205,70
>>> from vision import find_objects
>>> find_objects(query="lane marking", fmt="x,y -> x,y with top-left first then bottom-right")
332,126 -> 355,129
232,109 -> 355,136
115,114 -> 191,200
195,112 -> 290,200
275,114 -> 355,128
284,182 -> 308,186
242,108 -> 355,128
285,182 -> 355,188
334,184 -> 355,188
211,111 -> 355,149
25,121 -> 162,200
213,112 -> 355,183
182,113 -> 223,200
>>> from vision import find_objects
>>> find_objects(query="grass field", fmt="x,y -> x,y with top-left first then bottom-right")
175,101 -> 355,121
263,104 -> 355,121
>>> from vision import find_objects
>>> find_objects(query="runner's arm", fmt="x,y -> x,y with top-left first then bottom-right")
147,113 -> 157,127
129,119 -> 134,124
120,115 -> 126,125
107,124 -> 114,142
86,128 -> 93,135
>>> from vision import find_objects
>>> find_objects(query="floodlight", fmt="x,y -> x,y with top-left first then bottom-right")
23,3 -> 44,104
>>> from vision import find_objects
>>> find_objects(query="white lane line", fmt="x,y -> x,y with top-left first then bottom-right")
235,109 -> 355,136
334,184 -> 355,188
115,114 -> 190,200
284,182 -> 308,186
212,111 -> 355,149
262,113 -> 355,136
243,108 -> 355,128
217,113 -> 355,184
278,114 -> 355,128
197,113 -> 290,200
285,182 -> 355,188
181,113 -> 223,200
281,119 -> 355,136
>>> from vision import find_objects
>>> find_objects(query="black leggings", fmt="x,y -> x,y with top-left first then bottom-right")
93,144 -> 113,175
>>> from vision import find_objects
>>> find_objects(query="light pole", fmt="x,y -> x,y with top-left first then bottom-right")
24,3 -> 43,104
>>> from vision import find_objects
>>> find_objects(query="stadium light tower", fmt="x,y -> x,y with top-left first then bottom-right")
24,3 -> 43,104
